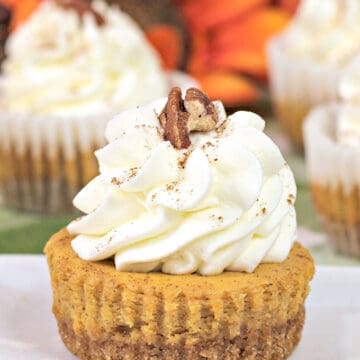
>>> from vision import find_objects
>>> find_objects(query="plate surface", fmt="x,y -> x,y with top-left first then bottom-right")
0,255 -> 359,360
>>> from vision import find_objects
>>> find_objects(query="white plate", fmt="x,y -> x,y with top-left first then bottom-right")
0,256 -> 359,360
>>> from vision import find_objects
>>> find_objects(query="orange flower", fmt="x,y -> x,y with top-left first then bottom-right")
174,0 -> 299,106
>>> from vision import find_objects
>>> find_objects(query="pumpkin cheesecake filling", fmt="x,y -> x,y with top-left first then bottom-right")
46,229 -> 313,360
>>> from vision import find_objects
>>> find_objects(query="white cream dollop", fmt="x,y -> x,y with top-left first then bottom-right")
68,98 -> 297,275
283,0 -> 360,66
0,0 -> 167,116
339,53 -> 360,102
337,105 -> 360,147
337,54 -> 360,148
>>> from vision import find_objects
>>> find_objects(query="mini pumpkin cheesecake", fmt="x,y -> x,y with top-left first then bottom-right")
45,87 -> 314,359
0,0 -> 168,213
304,53 -> 360,258
268,0 -> 360,148
46,229 -> 313,360
304,106 -> 360,257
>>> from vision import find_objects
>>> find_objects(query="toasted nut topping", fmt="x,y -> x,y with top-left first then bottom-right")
159,87 -> 217,149
160,87 -> 191,149
56,0 -> 105,26
184,88 -> 218,132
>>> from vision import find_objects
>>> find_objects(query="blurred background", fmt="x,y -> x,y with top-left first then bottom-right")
0,0 -> 299,110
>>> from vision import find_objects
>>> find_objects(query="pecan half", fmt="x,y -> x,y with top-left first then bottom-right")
56,0 -> 105,26
159,87 -> 217,149
160,87 -> 191,149
184,88 -> 218,132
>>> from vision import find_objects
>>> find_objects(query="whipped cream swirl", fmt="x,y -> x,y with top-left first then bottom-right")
0,0 -> 167,116
337,55 -> 360,147
283,0 -> 360,66
68,98 -> 297,275
336,104 -> 360,148
339,54 -> 360,102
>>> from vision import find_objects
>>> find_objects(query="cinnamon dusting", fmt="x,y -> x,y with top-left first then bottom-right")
287,194 -> 295,205
111,177 -> 121,186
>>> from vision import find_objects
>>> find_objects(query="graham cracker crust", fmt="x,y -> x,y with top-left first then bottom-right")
57,306 -> 305,360
45,228 -> 314,360
319,217 -> 360,258
311,183 -> 360,257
